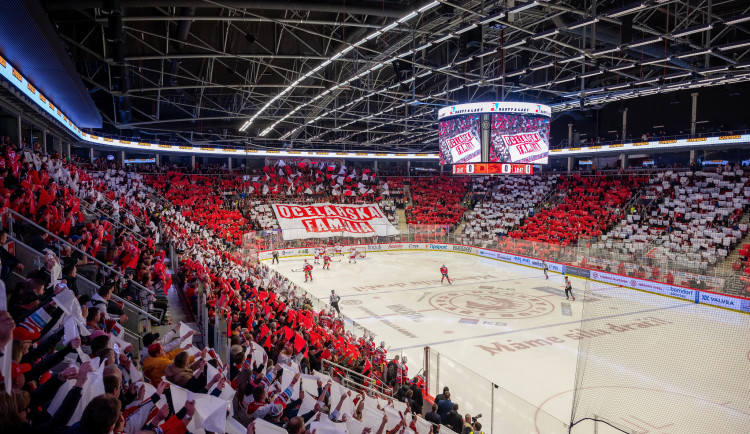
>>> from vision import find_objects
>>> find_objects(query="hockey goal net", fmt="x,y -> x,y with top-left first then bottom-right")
242,232 -> 260,264
348,246 -> 367,258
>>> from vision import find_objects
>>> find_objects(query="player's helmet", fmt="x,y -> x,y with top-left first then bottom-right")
565,276 -> 569,281
403,356 -> 408,363
380,341 -> 385,347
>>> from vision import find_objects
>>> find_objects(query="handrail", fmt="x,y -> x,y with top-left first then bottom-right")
321,359 -> 393,400
4,208 -> 155,296
7,233 -> 160,324
111,293 -> 160,323
78,197 -> 149,244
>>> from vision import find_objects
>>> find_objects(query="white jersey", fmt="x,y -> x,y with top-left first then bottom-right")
350,249 -> 358,258
335,245 -> 343,253
315,249 -> 321,258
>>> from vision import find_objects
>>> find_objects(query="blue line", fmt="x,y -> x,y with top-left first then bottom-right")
390,301 -> 692,351
339,274 -> 549,299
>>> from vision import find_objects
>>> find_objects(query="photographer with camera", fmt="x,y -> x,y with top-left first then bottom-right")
461,414 -> 484,434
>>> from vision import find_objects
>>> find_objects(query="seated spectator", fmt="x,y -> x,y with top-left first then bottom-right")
143,342 -> 186,386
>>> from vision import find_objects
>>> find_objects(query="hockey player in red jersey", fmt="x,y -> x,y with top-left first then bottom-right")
396,355 -> 409,386
373,341 -> 387,374
440,265 -> 451,284
303,260 -> 313,282
323,253 -> 331,270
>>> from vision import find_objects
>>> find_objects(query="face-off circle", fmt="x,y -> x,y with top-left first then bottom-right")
429,289 -> 554,319
341,299 -> 363,305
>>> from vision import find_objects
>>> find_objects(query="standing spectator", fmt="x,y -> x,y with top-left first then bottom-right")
435,386 -> 449,404
425,404 -> 441,426
410,377 -> 424,415
437,391 -> 453,424
446,403 -> 463,433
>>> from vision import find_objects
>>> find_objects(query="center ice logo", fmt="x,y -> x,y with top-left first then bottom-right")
429,289 -> 554,319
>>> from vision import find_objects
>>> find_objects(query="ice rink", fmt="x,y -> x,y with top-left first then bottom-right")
267,250 -> 750,434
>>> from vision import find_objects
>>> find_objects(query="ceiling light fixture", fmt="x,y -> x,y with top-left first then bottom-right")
567,18 -> 600,30
725,15 -> 750,26
236,1 -> 439,133
608,3 -> 647,18
719,40 -> 750,51
672,24 -> 713,38
628,36 -> 662,48
510,1 -> 539,14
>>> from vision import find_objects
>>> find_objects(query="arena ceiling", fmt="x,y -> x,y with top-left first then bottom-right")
42,0 -> 750,152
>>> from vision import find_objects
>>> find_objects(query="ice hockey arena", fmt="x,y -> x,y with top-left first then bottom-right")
1,0 -> 750,433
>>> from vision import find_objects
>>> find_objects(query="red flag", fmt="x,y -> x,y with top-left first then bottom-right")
300,311 -> 313,330
259,324 -> 270,340
280,326 -> 293,341
262,335 -> 273,350
309,330 -> 322,346
292,332 -> 306,353
37,189 -> 53,208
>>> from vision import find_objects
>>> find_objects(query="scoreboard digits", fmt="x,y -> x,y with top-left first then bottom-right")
452,163 -> 533,175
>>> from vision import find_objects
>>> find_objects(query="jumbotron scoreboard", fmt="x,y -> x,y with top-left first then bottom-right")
452,162 -> 533,175
438,102 -> 551,173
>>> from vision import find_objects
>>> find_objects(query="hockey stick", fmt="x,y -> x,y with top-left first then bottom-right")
291,268 -> 304,272
330,259 -> 342,262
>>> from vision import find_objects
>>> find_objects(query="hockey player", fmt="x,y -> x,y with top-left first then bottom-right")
542,260 -> 549,279
272,249 -> 279,264
323,253 -> 331,270
396,355 -> 409,386
303,260 -> 313,282
314,248 -> 321,264
335,243 -> 343,256
564,276 -> 575,301
373,341 -> 387,374
349,248 -> 358,264
440,264 -> 451,284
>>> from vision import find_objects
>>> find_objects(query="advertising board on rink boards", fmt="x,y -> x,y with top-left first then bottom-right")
256,243 -> 749,314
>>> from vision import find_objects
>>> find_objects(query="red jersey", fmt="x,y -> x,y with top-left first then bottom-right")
440,266 -> 448,274
304,264 -> 313,272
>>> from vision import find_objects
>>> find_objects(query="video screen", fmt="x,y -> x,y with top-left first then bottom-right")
489,114 -> 550,164
438,115 -> 481,165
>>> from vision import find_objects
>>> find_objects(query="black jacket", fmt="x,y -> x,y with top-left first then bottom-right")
446,410 -> 463,434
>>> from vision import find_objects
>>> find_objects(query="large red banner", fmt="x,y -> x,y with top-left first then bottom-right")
271,203 -> 400,240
